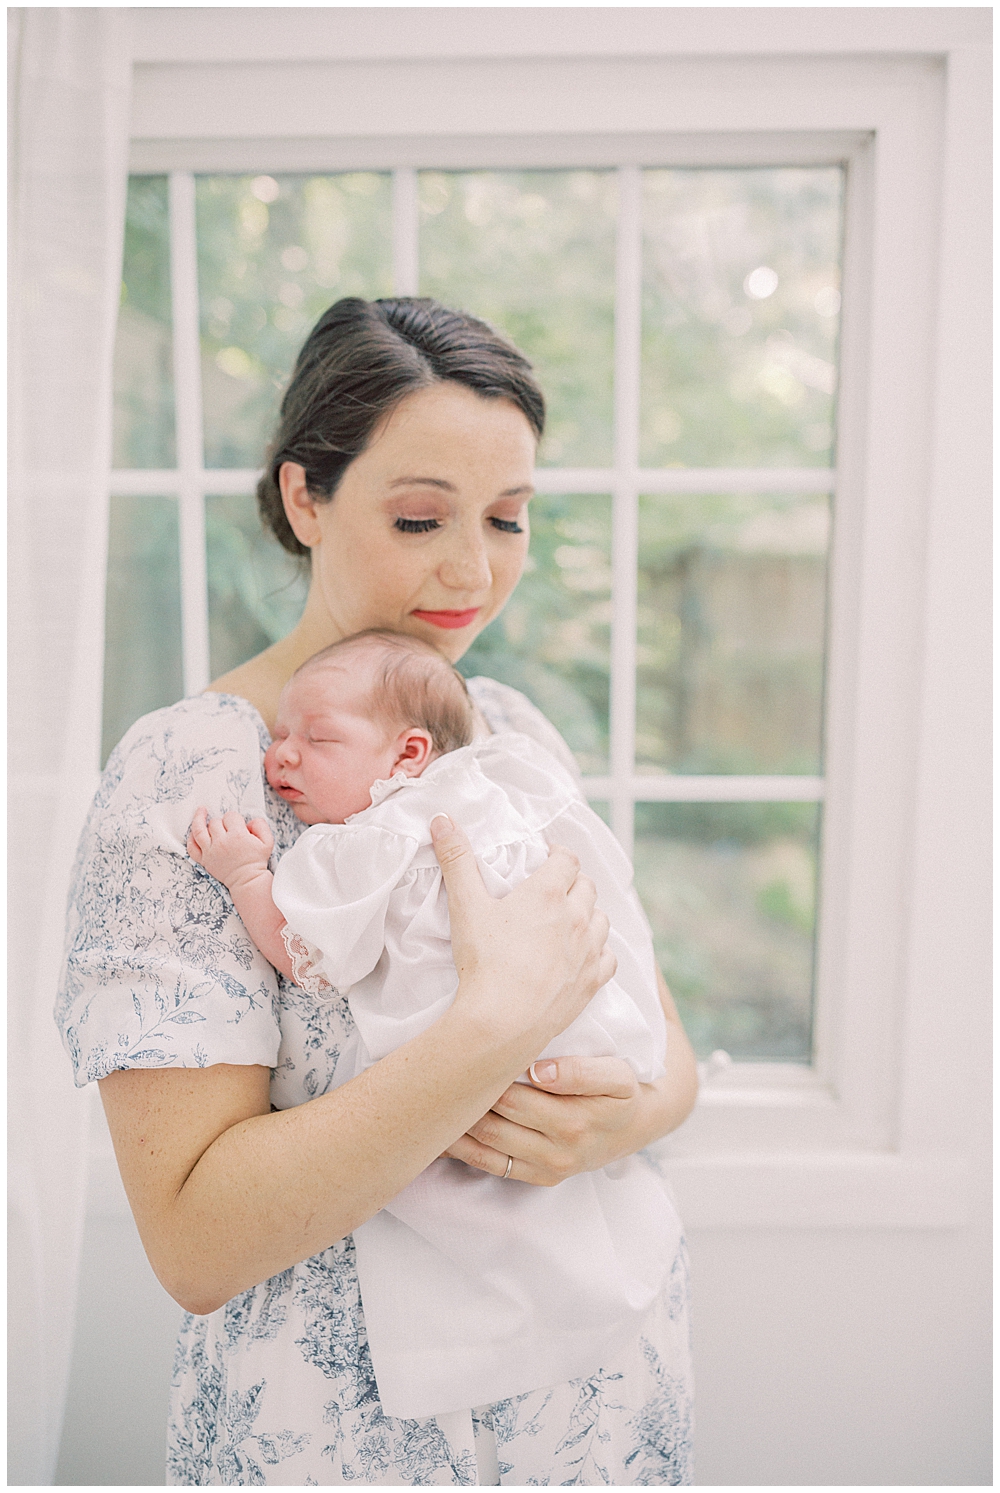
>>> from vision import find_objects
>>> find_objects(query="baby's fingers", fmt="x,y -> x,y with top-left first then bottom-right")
188,807 -> 212,855
247,816 -> 275,853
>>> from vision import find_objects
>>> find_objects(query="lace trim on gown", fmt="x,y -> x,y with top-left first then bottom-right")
280,926 -> 336,997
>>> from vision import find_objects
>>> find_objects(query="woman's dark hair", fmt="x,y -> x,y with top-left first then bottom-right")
257,297 -> 546,558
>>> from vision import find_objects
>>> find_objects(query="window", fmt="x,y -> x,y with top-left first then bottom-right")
111,37 -> 981,1226
107,157 -> 843,1066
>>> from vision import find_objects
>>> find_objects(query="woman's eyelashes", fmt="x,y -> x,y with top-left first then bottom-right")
394,517 -> 441,534
392,515 -> 524,534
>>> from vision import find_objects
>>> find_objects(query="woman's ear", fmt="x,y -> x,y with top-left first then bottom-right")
278,461 -> 323,549
392,729 -> 435,777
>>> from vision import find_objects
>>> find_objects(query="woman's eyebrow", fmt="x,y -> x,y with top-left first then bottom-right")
386,478 -> 534,498
387,477 -> 455,492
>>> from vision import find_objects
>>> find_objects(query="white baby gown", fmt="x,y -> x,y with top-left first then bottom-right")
270,731 -> 676,1421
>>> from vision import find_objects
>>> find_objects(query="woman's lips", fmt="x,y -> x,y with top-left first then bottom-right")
411,607 -> 481,630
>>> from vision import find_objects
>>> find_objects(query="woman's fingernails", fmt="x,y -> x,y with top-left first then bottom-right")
430,814 -> 453,838
529,1061 -> 558,1083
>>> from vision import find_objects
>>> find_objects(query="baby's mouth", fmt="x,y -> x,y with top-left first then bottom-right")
269,773 -> 304,800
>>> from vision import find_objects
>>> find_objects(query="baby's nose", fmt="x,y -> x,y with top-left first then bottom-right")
266,739 -> 295,777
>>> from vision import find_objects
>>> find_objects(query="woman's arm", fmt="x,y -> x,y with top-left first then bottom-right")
443,969 -> 698,1185
99,820 -> 614,1315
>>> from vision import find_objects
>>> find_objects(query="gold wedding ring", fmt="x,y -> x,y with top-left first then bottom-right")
503,1155 -> 514,1180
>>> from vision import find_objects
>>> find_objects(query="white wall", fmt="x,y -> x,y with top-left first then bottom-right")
57,1140 -> 991,1485
55,1106 -> 182,1486
55,9 -> 991,1485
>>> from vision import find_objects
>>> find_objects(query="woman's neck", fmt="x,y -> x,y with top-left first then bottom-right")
206,585 -> 345,735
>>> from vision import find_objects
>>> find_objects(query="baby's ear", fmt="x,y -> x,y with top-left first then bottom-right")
393,728 -> 435,776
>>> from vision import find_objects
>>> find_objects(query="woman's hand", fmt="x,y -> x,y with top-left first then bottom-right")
442,1057 -> 648,1184
444,975 -> 699,1184
430,814 -> 616,1060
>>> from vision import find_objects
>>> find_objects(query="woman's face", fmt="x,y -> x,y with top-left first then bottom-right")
281,382 -> 536,662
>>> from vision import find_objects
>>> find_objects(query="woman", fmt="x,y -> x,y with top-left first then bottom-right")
57,297 -> 698,1486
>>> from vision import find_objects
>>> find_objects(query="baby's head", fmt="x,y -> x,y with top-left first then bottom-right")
264,630 -> 474,825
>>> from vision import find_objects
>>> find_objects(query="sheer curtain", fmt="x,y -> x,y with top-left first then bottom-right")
7,9 -> 132,1482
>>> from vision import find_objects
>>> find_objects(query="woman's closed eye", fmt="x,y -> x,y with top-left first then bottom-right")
394,517 -> 441,534
392,515 -> 524,535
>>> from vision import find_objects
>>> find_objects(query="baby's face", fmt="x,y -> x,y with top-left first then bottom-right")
265,664 -> 404,825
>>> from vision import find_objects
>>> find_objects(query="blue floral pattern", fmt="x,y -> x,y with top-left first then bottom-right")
56,683 -> 693,1485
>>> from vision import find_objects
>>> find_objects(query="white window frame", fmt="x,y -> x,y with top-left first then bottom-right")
108,28 -> 986,1231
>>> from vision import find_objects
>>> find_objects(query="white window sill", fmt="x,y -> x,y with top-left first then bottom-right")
643,1059 -> 971,1229
653,1148 -> 971,1231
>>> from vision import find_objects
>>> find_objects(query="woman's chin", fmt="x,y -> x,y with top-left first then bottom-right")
427,616 -> 496,662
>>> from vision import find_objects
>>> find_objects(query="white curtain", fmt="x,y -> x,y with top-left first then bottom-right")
7,9 -> 132,1482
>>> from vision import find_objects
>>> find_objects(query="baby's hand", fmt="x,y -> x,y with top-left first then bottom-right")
187,808 -> 275,891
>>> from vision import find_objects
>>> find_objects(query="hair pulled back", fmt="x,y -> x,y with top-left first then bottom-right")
257,297 -> 546,558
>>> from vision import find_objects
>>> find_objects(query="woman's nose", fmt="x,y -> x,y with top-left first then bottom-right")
438,528 -> 493,593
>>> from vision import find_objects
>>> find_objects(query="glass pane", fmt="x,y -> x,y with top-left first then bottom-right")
101,495 -> 183,764
637,492 -> 829,774
419,170 -> 616,466
641,167 -> 844,468
633,801 -> 819,1061
112,177 -> 175,467
206,494 -> 309,679
197,173 -> 393,468
459,494 -> 611,774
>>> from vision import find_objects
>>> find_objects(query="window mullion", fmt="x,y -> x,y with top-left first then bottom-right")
611,164 -> 642,856
392,168 -> 419,296
168,170 -> 210,695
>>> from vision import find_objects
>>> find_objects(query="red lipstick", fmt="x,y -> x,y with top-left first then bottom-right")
411,608 -> 481,630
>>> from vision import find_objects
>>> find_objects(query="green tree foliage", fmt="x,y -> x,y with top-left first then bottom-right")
637,492 -> 829,773
101,495 -> 182,763
196,173 -> 392,468
642,167 -> 843,467
633,802 -> 819,1059
113,176 -> 174,466
459,494 -> 612,772
419,170 -> 616,466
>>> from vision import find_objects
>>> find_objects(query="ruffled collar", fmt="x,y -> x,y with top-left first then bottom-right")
359,770 -> 415,814
347,742 -> 486,821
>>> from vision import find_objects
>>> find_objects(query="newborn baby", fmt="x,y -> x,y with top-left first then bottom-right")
188,629 -> 675,1419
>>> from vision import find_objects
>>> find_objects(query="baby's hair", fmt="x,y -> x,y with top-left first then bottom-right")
295,630 -> 474,756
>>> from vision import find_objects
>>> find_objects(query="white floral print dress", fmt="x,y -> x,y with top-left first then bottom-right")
56,681 -> 694,1487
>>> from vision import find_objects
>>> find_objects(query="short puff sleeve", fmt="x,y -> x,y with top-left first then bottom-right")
272,824 -> 420,994
55,693 -> 287,1086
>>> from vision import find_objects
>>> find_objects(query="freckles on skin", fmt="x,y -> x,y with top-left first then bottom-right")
301,383 -> 537,662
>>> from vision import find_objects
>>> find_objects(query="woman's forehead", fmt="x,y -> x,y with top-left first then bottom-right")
367,384 -> 537,469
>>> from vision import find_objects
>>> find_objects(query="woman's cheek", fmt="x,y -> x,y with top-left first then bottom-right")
494,535 -> 529,606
